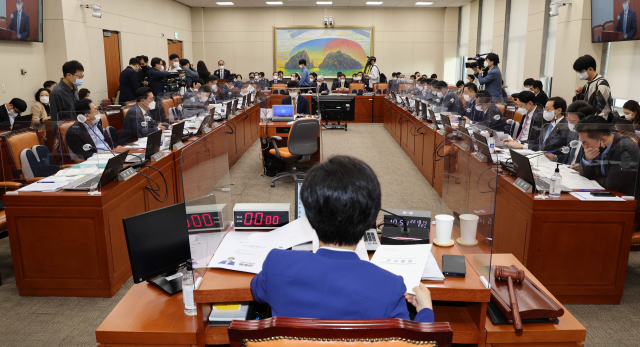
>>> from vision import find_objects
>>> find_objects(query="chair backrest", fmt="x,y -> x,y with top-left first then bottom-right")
593,25 -> 603,42
2,129 -> 42,179
288,119 -> 320,156
374,83 -> 389,95
122,105 -> 132,119
59,121 -> 76,159
496,104 -> 506,116
125,100 -> 136,106
229,317 -> 453,347
162,98 -> 175,121
100,113 -> 109,129
350,83 -> 365,95
101,99 -> 111,109
603,20 -> 615,31
172,95 -> 183,106
512,110 -> 524,124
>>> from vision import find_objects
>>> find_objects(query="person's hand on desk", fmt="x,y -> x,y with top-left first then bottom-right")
584,147 -> 600,161
571,163 -> 579,171
503,139 -> 523,149
404,283 -> 433,312
544,153 -> 557,161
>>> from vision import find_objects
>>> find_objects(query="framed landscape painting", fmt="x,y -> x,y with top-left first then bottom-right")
274,26 -> 374,79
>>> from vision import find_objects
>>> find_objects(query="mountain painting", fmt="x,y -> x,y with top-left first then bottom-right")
274,27 -> 374,78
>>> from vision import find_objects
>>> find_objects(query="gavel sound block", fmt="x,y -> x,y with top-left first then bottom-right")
494,266 -> 525,333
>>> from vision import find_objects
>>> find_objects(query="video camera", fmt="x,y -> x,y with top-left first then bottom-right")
165,72 -> 187,93
465,54 -> 487,69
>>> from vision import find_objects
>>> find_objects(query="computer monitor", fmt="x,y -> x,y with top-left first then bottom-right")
145,130 -> 162,160
473,131 -> 488,145
429,109 -> 439,130
170,121 -> 186,149
295,178 -> 305,219
123,202 -> 191,295
273,105 -> 295,118
440,113 -> 452,126
509,149 -> 536,187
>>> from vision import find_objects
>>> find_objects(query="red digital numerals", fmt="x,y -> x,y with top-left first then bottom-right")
243,212 -> 280,226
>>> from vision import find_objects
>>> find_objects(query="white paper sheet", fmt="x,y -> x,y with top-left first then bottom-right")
370,244 -> 432,294
190,232 -> 228,268
17,181 -> 69,192
207,232 -> 282,274
421,251 -> 444,281
570,192 -> 626,201
248,216 -> 316,250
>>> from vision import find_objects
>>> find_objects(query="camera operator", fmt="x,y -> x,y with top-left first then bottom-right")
366,56 -> 379,91
148,57 -> 170,96
470,53 -> 504,103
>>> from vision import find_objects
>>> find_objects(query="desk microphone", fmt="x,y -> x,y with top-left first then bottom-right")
82,144 -> 93,151
526,146 -> 571,159
77,114 -> 118,157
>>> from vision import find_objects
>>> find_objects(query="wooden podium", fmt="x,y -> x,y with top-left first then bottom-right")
601,31 -> 624,42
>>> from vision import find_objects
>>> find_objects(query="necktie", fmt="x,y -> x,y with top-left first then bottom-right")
543,124 -> 553,143
17,12 -> 21,36
624,11 -> 628,37
516,113 -> 530,141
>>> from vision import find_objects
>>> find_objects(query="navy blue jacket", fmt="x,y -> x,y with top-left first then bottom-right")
475,66 -> 503,101
281,95 -> 311,115
120,106 -> 160,145
529,117 -> 570,152
251,249 -> 434,322
8,10 -> 30,39
616,8 -> 637,39
148,68 -> 170,96
119,66 -> 140,104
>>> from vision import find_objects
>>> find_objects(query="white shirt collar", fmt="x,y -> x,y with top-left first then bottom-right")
319,246 -> 355,253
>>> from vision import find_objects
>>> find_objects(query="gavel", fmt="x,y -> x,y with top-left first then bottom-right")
494,266 -> 526,333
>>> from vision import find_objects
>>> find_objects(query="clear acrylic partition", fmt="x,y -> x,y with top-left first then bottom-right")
180,124 -> 233,270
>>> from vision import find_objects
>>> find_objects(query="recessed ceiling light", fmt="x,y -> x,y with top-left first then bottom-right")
366,1 -> 383,4
415,1 -> 433,5
316,1 -> 333,4
216,2 -> 234,5
266,1 -> 283,3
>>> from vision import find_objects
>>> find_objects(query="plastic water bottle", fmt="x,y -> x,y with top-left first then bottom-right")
550,164 -> 562,198
488,133 -> 496,154
182,260 -> 197,316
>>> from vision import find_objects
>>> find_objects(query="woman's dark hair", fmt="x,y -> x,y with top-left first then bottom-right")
572,55 -> 597,72
623,100 -> 640,125
78,88 -> 91,100
197,61 -> 210,77
35,88 -> 49,103
301,156 -> 381,246
567,100 -> 595,119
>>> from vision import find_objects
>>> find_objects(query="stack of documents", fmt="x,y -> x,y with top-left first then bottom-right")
17,175 -> 87,192
570,192 -> 625,202
371,244 -> 432,293
421,252 -> 445,281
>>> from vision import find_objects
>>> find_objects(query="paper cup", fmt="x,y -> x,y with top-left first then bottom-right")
459,214 -> 479,244
435,214 -> 455,244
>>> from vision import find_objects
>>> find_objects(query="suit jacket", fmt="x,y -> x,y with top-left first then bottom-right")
251,249 -> 434,322
119,66 -> 140,104
534,91 -> 549,107
514,105 -> 549,145
476,66 -> 503,100
65,120 -> 115,160
148,68 -> 170,96
310,81 -> 329,94
579,133 -> 639,196
219,85 -> 236,101
332,80 -> 349,91
120,106 -> 160,145
31,102 -> 51,131
560,131 -> 584,165
0,105 -> 19,129
8,10 -> 30,40
461,99 -> 478,121
529,117 -> 570,152
439,91 -> 463,115
182,68 -> 199,89
475,104 -> 506,130
616,8 -> 637,39
213,69 -> 231,80
282,95 -> 311,115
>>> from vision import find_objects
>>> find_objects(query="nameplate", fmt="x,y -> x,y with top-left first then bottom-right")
212,122 -> 219,128
457,143 -> 470,151
429,124 -> 436,130
512,177 -> 533,193
5,190 -> 18,195
437,130 -> 445,135
173,142 -> 185,150
473,152 -> 487,163
117,167 -> 137,182
165,272 -> 184,281
150,151 -> 165,162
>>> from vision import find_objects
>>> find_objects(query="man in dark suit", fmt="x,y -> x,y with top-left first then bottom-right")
8,0 -> 30,40
532,80 -> 549,107
473,91 -> 507,129
119,58 -> 142,104
616,0 -> 637,39
120,88 -> 164,145
219,80 -> 236,101
503,91 -> 550,148
148,57 -> 170,96
205,76 -> 220,104
529,97 -> 570,152
331,74 -> 349,91
0,98 -> 27,129
270,72 -> 282,87
577,115 -> 640,196
251,156 -> 434,322
308,74 -> 329,95
213,60 -> 231,80
557,101 -> 595,167
136,55 -> 149,87
281,81 -> 310,115
66,99 -> 115,160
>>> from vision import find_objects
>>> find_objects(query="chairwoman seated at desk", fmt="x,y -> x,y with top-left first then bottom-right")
251,155 -> 434,322
120,87 -> 166,145
281,80 -> 311,115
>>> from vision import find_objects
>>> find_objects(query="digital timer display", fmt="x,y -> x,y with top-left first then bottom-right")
385,218 -> 430,229
234,211 -> 289,229
186,212 -> 222,232
383,209 -> 431,231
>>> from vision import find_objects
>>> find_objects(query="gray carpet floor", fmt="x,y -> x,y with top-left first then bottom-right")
0,123 -> 638,346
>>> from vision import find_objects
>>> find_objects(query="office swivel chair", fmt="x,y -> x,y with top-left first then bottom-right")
268,119 -> 320,187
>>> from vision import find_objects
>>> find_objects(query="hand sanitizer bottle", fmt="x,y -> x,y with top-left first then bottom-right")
182,260 -> 197,316
550,164 -> 562,198
488,133 -> 496,153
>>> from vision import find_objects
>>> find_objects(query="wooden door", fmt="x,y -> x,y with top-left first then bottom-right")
168,40 -> 183,60
103,31 -> 121,101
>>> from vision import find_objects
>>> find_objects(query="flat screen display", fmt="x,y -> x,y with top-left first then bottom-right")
0,0 -> 43,42
273,104 -> 294,117
591,0 -> 639,42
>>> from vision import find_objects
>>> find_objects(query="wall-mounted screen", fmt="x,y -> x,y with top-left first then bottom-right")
0,0 -> 42,42
591,0 -> 638,43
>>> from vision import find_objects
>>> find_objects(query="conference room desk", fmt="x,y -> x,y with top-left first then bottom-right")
493,174 -> 637,305
259,118 -> 323,170
223,104 -> 261,168
267,93 -> 386,123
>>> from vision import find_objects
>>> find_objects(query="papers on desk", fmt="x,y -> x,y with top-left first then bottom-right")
55,165 -> 102,176
530,155 -> 605,190
370,244 -> 432,294
421,252 -> 445,281
190,232 -> 228,268
570,192 -> 625,201
17,181 -> 69,192
207,232 -> 281,274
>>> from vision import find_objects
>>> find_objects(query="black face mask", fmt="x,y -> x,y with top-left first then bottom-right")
598,139 -> 607,156
141,66 -> 148,71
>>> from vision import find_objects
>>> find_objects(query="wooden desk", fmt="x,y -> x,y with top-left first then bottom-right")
259,118 -> 323,171
224,104 -> 261,168
485,254 -> 586,347
267,93 -> 385,124
493,175 -> 636,305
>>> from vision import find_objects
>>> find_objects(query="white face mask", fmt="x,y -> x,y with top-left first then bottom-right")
340,79 -> 345,83
40,96 -> 50,104
273,76 -> 278,80
289,92 -> 298,98
173,62 -> 180,68
436,92 -> 444,98
310,78 -> 315,82
484,61 -> 489,68
7,108 -> 17,116
432,91 -> 437,95
568,123 -> 576,132
523,87 -> 531,91
577,71 -> 589,80
212,85 -> 218,92
354,77 -> 361,81
160,66 -> 165,71
517,107 -> 528,115
624,112 -> 635,120
200,96 -> 208,102
219,65 -> 225,70
543,110 -> 556,122
475,105 -> 484,112
148,101 -> 156,110
299,65 -> 303,69
463,94 -> 471,102
16,4 -> 22,11
623,2 -> 629,11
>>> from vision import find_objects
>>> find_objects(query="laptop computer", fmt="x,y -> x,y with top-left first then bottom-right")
194,115 -> 212,135
126,129 -> 162,163
272,105 -> 295,122
429,109 -> 439,130
473,131 -> 488,145
458,126 -> 474,151
475,139 -> 495,163
170,121 -> 186,149
509,149 -> 572,193
64,150 -> 129,191
440,113 -> 452,127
